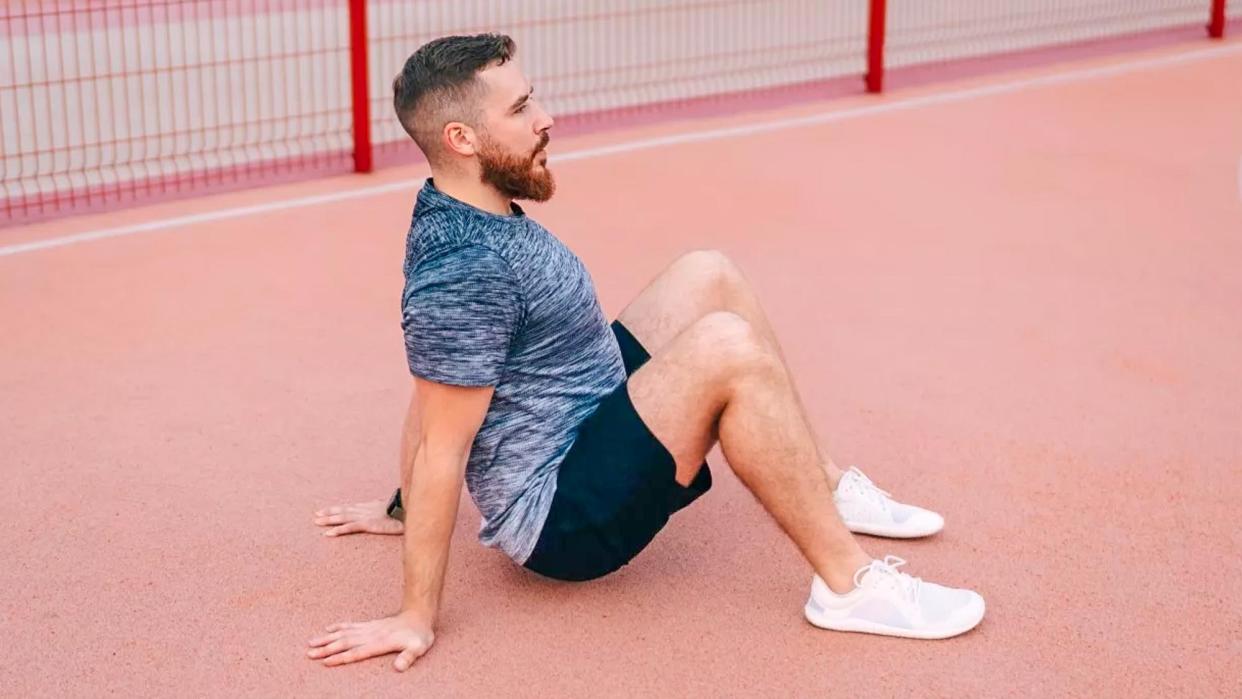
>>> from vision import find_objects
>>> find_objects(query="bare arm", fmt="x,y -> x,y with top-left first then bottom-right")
397,388 -> 421,499
398,377 -> 491,619
308,377 -> 493,670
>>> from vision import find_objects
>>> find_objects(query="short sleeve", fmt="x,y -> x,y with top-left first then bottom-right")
401,245 -> 524,387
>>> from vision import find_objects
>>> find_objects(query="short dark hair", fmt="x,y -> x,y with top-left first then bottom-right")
392,34 -> 516,161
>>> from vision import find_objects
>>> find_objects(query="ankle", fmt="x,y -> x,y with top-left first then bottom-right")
817,551 -> 871,594
823,459 -> 844,489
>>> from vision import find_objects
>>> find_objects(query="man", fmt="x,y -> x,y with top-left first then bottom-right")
307,34 -> 984,671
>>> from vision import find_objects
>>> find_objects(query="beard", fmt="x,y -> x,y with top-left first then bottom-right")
477,131 -> 556,203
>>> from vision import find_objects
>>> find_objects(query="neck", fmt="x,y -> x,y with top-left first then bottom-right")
430,169 -> 513,216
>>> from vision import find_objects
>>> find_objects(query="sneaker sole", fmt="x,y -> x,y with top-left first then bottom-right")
844,520 -> 944,539
803,596 -> 985,640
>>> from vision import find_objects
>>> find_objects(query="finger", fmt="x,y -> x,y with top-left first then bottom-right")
325,622 -> 357,633
324,522 -> 365,537
307,638 -> 353,659
315,506 -> 344,517
322,641 -> 394,667
317,513 -> 357,526
393,647 -> 422,672
307,630 -> 346,647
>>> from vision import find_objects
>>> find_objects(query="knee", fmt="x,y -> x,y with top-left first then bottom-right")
691,311 -> 780,378
677,249 -> 745,298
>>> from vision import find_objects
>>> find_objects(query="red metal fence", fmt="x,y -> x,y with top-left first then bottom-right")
1,0 -> 1232,227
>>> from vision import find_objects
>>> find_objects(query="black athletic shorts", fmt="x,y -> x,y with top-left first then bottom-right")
522,320 -> 713,582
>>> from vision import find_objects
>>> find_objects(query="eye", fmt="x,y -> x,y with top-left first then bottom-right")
515,103 -> 528,114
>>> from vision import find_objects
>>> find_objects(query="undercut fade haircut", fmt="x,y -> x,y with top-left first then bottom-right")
392,33 -> 516,162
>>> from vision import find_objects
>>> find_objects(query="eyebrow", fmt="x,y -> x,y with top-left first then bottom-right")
509,86 -> 534,113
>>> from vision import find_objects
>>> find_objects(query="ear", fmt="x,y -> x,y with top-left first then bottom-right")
443,122 -> 477,158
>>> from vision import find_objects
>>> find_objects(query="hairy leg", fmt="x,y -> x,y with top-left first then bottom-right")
625,310 -> 868,592
617,249 -> 844,486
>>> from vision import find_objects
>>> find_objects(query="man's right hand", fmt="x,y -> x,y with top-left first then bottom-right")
313,499 -> 403,537
307,610 -> 436,670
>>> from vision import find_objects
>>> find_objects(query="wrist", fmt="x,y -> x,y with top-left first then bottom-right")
398,604 -> 437,625
386,487 -> 405,521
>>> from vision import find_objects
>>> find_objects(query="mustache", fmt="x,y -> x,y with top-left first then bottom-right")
534,133 -> 550,156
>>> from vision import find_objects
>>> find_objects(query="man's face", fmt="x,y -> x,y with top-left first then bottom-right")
473,60 -> 555,202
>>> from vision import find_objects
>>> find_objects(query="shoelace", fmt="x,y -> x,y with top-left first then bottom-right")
854,555 -> 923,604
842,466 -> 892,512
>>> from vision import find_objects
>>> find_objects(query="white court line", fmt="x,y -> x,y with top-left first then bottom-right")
3,41 -> 1241,259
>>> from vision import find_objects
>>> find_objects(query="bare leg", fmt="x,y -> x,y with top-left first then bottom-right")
616,250 -> 845,487
625,310 -> 869,592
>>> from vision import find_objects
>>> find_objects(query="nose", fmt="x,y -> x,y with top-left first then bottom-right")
532,99 -> 554,132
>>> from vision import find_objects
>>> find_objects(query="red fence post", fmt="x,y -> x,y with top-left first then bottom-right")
866,0 -> 887,93
348,0 -> 373,173
1209,0 -> 1227,38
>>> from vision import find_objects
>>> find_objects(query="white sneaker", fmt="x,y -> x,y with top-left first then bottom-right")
804,556 -> 985,639
834,466 -> 944,538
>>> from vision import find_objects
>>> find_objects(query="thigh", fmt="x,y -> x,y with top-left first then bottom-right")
615,250 -> 733,356
625,311 -> 759,486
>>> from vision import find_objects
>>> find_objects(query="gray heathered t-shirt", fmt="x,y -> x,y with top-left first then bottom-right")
400,179 -> 627,564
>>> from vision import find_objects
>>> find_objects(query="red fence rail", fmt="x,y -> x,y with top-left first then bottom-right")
0,1 -> 1230,227
866,0 -> 886,93
348,0 -> 371,173
1209,0 -> 1228,37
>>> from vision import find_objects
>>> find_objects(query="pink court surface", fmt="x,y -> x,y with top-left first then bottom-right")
3,37 -> 1241,697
